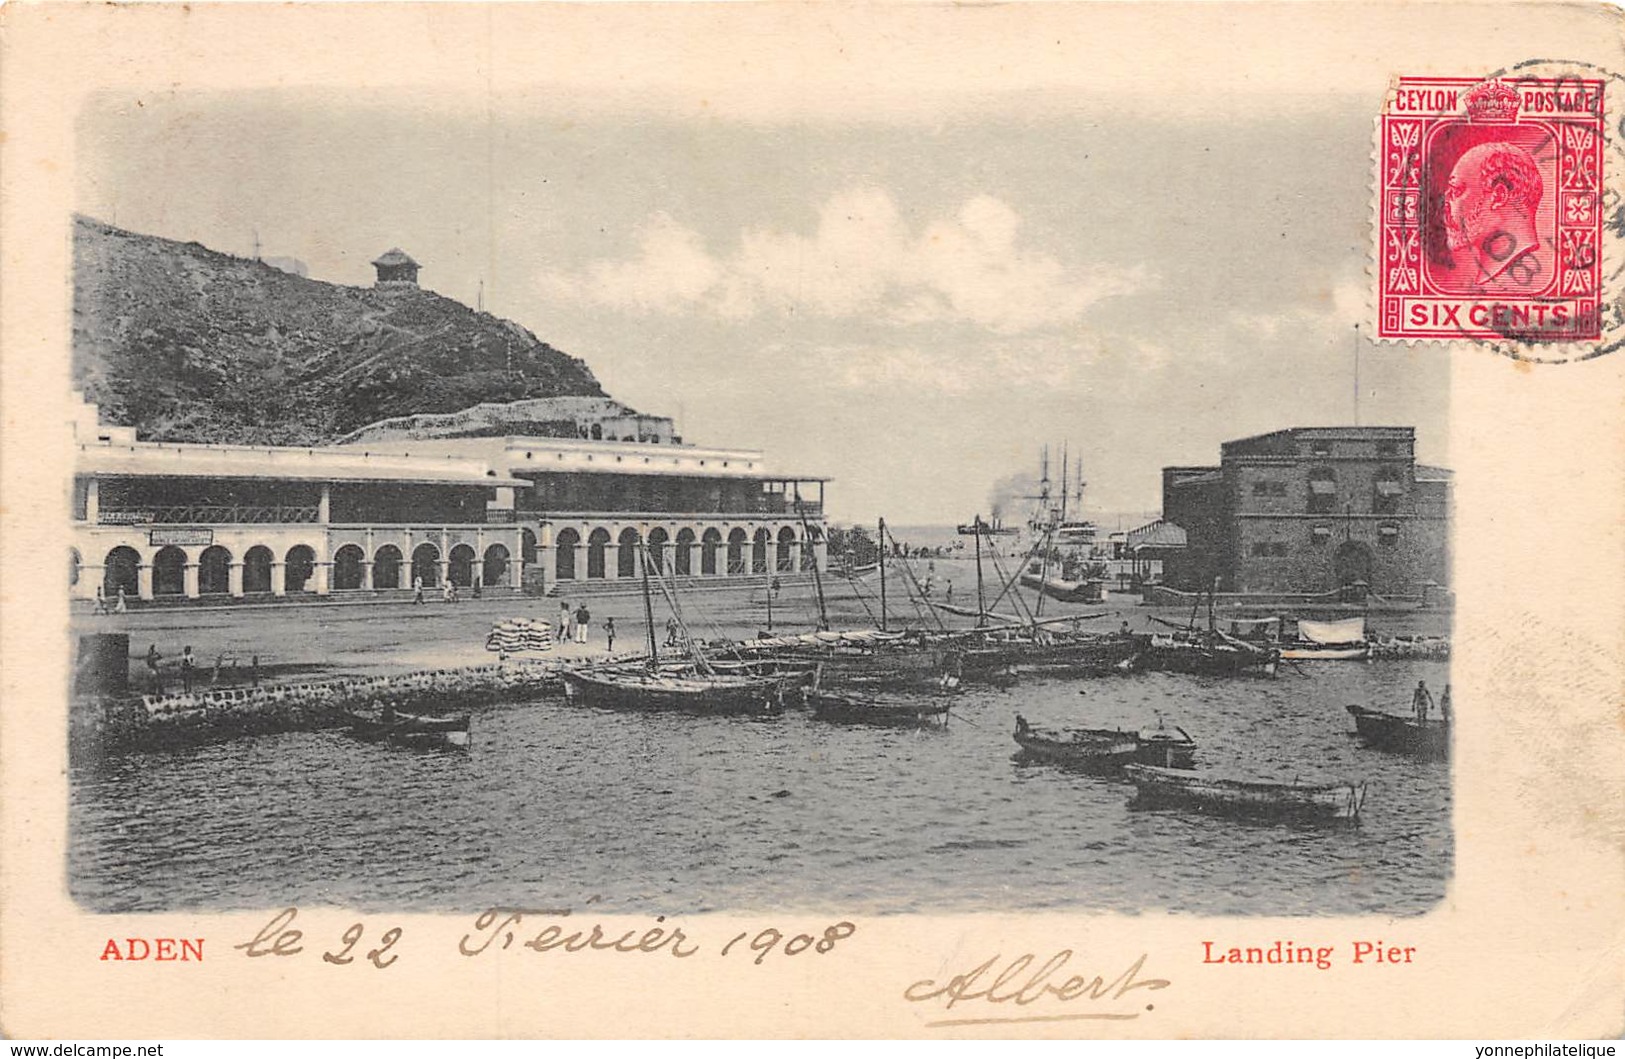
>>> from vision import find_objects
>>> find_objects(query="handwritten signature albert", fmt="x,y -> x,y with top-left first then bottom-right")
904,950 -> 1170,1027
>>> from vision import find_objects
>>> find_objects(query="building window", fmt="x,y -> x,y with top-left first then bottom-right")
1307,467 -> 1337,513
1250,541 -> 1289,557
1374,467 -> 1404,514
1378,523 -> 1400,547
1311,440 -> 1332,457
1310,525 -> 1332,546
1377,440 -> 1398,456
1251,480 -> 1287,497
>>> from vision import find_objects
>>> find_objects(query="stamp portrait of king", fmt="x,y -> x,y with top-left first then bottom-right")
1425,81 -> 1556,297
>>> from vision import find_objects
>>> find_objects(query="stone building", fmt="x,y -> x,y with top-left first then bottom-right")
371,248 -> 420,288
1161,427 -> 1451,597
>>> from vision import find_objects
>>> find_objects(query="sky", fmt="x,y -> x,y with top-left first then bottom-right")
77,72 -> 1451,525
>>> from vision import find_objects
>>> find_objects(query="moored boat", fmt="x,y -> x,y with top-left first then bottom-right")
1137,630 -> 1280,677
1346,704 -> 1449,760
1013,714 -> 1140,770
805,688 -> 951,728
345,708 -> 471,750
735,629 -> 958,691
561,665 -> 788,715
1134,722 -> 1198,769
1278,617 -> 1370,661
1122,764 -> 1367,822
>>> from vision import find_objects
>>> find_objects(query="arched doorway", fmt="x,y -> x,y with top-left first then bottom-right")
701,529 -> 721,576
587,528 -> 610,579
554,528 -> 580,581
1334,540 -> 1373,593
153,546 -> 186,597
647,527 -> 670,574
727,528 -> 747,575
617,528 -> 641,579
776,527 -> 796,572
372,545 -> 403,589
104,546 -> 141,599
199,545 -> 232,595
483,543 -> 511,588
333,544 -> 365,590
411,543 -> 440,588
752,528 -> 771,574
675,528 -> 696,576
449,544 -> 476,587
285,545 -> 316,593
521,528 -> 539,566
243,546 -> 274,594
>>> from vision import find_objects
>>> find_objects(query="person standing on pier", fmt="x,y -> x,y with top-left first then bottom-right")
412,575 -> 425,605
145,644 -> 162,695
93,584 -> 109,615
560,600 -> 574,642
180,645 -> 196,694
115,586 -> 128,614
604,617 -> 616,653
574,602 -> 590,644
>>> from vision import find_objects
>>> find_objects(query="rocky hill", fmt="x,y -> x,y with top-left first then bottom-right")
72,217 -> 611,445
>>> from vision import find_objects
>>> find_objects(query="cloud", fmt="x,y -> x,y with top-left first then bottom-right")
539,188 -> 1152,333
1229,277 -> 1369,339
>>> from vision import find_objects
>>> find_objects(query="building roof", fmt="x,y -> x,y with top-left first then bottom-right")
1415,464 -> 1454,481
77,439 -> 525,488
371,248 -> 419,268
343,435 -> 829,482
1126,519 -> 1188,551
1168,470 -> 1223,486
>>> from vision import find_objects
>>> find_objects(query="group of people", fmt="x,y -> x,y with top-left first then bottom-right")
91,584 -> 129,615
1412,680 -> 1453,725
412,576 -> 481,605
557,601 -> 609,647
143,644 -> 259,695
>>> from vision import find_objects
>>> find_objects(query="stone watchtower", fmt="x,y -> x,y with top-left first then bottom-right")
371,248 -> 420,290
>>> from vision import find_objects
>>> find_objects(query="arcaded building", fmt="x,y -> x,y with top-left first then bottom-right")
1161,427 -> 1451,597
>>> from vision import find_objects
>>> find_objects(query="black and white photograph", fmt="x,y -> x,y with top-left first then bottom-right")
3,2 -> 1621,1042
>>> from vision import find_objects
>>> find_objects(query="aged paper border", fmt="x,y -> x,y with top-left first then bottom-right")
3,3 -> 1622,1039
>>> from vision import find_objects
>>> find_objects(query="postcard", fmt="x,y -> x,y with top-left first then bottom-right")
1,1 -> 1621,1040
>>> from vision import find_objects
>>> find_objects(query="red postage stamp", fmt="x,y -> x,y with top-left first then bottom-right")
1376,75 -> 1605,344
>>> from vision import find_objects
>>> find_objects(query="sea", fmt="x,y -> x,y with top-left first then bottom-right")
70,655 -> 1452,917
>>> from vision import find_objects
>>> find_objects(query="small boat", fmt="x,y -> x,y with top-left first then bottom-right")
561,665 -> 788,715
735,630 -> 958,691
1134,722 -> 1198,769
1346,704 -> 1449,760
1122,764 -> 1367,822
1278,617 -> 1371,661
1019,565 -> 1105,603
805,689 -> 951,728
1137,631 -> 1280,677
345,708 -> 471,750
1013,714 -> 1141,770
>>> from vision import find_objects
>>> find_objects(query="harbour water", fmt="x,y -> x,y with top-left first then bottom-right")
71,656 -> 1451,917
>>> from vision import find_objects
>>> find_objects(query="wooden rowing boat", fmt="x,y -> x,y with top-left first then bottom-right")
1013,715 -> 1198,770
804,689 -> 951,728
344,709 -> 471,750
561,666 -> 788,715
1346,705 -> 1449,761
1122,764 -> 1367,822
1012,714 -> 1140,770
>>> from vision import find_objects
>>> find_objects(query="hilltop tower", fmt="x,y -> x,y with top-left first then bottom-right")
371,248 -> 420,290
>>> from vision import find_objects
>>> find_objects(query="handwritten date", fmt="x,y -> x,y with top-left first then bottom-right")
235,907 -> 402,969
